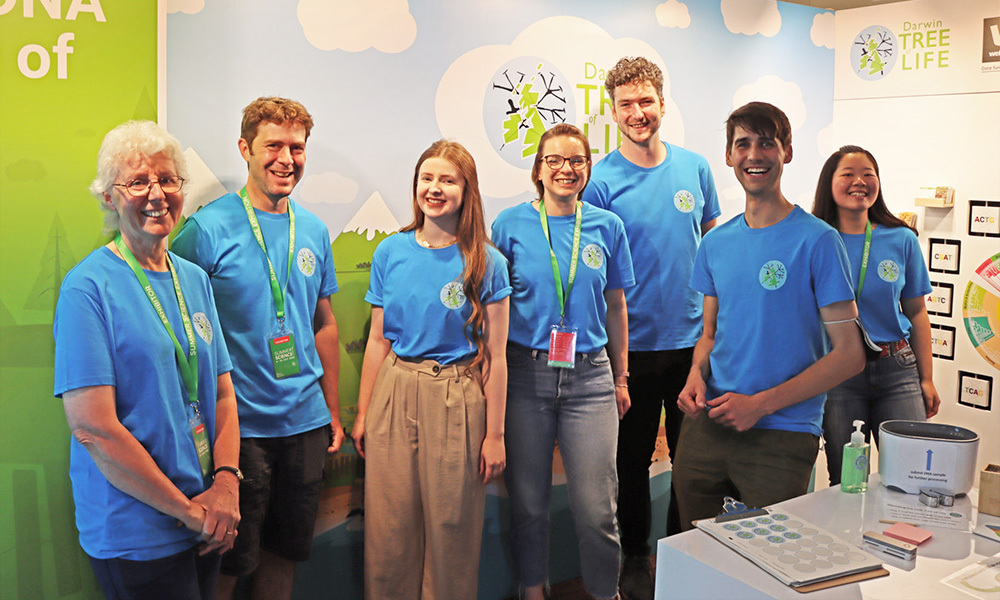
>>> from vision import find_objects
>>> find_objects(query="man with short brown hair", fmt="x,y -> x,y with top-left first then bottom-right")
173,96 -> 344,600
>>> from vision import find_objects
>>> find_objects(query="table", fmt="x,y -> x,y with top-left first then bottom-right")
655,475 -> 1000,599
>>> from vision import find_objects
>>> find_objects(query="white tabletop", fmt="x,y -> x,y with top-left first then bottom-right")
655,475 -> 1000,599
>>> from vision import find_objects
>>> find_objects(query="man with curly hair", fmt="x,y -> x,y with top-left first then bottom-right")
582,56 -> 720,600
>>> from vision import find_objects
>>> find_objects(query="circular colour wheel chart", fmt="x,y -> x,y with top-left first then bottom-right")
963,252 -> 1000,370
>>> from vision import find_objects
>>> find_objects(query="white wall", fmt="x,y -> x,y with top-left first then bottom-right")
833,0 -> 1000,483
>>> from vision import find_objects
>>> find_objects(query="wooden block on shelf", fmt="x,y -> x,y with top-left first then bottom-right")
980,464 -> 1000,517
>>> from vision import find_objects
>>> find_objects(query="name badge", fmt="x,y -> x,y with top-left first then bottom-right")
548,324 -> 577,368
189,412 -> 213,479
269,330 -> 301,379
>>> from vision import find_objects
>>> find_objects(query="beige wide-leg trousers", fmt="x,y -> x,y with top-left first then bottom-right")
364,351 -> 487,600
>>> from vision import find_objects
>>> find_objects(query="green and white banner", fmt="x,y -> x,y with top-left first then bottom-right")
0,2 -> 157,598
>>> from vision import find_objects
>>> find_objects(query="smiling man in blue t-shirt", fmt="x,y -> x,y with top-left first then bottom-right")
581,56 -> 720,600
172,97 -> 343,600
673,102 -> 865,532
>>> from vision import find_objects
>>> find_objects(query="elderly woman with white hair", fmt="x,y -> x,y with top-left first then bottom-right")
53,120 -> 240,600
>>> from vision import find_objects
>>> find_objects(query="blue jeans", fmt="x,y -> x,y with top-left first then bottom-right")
504,343 -> 621,599
823,344 -> 926,485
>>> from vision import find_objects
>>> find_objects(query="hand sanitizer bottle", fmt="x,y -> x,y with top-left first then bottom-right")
841,420 -> 870,493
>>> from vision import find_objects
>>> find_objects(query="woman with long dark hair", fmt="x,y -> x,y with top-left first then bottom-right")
352,140 -> 511,599
812,145 -> 940,485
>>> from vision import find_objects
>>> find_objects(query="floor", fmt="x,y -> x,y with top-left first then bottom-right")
504,556 -> 656,600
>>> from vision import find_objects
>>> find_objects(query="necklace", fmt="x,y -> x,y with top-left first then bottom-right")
416,228 -> 458,249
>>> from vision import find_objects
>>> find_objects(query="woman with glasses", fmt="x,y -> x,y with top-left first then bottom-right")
811,145 -> 940,485
492,124 -> 634,600
352,140 -> 511,599
53,121 -> 240,600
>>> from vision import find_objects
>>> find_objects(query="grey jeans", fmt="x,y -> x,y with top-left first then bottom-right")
503,343 -> 621,600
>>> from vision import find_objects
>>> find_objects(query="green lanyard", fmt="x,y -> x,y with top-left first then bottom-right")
538,199 -> 582,324
114,235 -> 199,410
855,220 -> 872,301
239,187 -> 295,328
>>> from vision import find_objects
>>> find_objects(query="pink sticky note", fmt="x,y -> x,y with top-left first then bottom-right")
883,522 -> 933,545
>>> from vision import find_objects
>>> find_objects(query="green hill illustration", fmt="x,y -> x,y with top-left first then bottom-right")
315,191 -> 399,529
331,190 -> 400,434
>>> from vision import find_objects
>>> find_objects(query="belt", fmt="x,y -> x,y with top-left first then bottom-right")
877,339 -> 908,358
507,341 -> 601,362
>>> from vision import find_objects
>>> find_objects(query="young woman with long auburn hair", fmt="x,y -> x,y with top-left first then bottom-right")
352,140 -> 511,599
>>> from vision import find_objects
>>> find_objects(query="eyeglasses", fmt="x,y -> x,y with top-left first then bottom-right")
541,155 -> 589,171
113,176 -> 185,197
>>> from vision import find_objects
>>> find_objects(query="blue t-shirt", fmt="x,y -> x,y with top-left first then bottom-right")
365,231 -> 512,364
582,143 -> 720,351
690,207 -> 854,436
172,192 -> 338,438
492,201 -> 635,353
841,225 -> 932,343
53,247 -> 232,560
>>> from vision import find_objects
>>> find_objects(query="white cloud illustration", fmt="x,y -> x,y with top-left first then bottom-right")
297,171 -> 359,206
721,0 -> 781,38
166,0 -> 204,15
811,12 -> 835,49
732,75 -> 806,132
437,16 -> 683,198
656,1 -> 691,29
297,0 -> 416,53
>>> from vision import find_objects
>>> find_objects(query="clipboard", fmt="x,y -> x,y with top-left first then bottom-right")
695,506 -> 889,591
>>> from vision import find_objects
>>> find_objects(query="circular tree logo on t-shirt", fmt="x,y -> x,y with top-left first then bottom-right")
851,25 -> 898,81
440,281 -> 467,309
582,244 -> 604,269
759,260 -> 787,290
878,259 -> 900,282
297,248 -> 316,276
193,312 -> 213,344
674,190 -> 695,213
483,56 -> 575,169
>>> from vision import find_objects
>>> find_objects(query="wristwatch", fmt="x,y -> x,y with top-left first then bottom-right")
213,466 -> 243,481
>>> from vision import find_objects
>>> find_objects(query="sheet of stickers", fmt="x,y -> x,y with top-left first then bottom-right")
696,509 -> 884,588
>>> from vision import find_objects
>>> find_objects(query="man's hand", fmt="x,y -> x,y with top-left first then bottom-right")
328,418 -> 345,455
678,372 -> 707,419
706,392 -> 767,432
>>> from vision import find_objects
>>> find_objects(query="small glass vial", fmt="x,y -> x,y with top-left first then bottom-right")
841,420 -> 870,493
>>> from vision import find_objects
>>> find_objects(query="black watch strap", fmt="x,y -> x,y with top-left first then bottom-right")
213,466 -> 243,481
